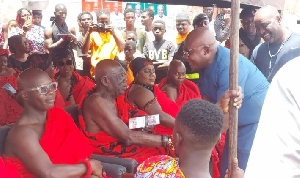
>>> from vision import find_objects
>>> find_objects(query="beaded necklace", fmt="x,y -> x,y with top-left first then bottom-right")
133,81 -> 154,93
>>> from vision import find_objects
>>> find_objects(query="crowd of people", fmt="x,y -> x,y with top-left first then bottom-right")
0,2 -> 300,178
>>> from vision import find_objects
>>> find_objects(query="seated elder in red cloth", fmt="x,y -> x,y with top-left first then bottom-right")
26,53 -> 68,108
3,68 -> 106,178
79,60 -> 173,164
0,49 -> 22,126
158,60 -> 202,108
55,50 -> 95,106
126,57 -> 180,136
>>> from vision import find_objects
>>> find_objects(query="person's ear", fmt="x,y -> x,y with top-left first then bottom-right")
20,91 -> 28,101
101,76 -> 109,87
174,132 -> 183,148
277,15 -> 282,25
203,46 -> 210,55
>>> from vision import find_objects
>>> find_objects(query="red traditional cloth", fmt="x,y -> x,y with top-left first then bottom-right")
153,85 -> 180,136
79,92 -> 166,164
72,71 -> 95,104
124,83 -> 179,136
0,70 -> 22,127
158,78 -> 202,108
0,157 -> 21,178
2,107 -> 104,178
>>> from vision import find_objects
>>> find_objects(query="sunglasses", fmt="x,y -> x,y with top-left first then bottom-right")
57,60 -> 73,67
26,82 -> 58,95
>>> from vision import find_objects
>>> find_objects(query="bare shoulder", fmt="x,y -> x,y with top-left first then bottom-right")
84,93 -> 115,112
130,85 -> 153,98
5,123 -> 39,155
69,27 -> 76,35
161,83 -> 176,92
44,27 -> 53,36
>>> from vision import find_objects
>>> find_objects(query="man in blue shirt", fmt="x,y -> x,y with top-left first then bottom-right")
183,28 -> 269,177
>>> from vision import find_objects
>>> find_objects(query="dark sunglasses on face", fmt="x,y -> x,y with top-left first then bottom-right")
57,60 -> 73,67
26,82 -> 58,95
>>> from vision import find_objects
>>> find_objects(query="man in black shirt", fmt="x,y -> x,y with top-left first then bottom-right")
251,5 -> 300,82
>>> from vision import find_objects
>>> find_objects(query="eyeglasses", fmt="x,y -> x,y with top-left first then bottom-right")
57,60 -> 73,67
26,82 -> 58,95
183,42 -> 216,58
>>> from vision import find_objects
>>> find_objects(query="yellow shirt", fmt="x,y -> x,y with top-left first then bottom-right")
90,32 -> 121,77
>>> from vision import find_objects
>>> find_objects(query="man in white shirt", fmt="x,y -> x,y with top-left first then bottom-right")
110,2 -> 125,30
203,6 -> 216,37
154,4 -> 167,22
135,4 -> 143,29
90,2 -> 99,24
245,57 -> 300,178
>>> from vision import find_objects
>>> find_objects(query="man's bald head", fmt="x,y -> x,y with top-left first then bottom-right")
95,60 -> 127,98
94,60 -> 125,83
167,60 -> 186,86
184,28 -> 218,71
55,4 -> 67,12
169,60 -> 185,73
18,68 -> 55,110
185,27 -> 216,47
18,68 -> 51,91
254,5 -> 284,44
255,5 -> 280,21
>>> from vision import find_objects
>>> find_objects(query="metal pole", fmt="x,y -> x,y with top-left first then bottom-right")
228,0 -> 239,177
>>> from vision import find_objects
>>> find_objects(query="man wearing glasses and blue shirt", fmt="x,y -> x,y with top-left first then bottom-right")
183,27 -> 269,177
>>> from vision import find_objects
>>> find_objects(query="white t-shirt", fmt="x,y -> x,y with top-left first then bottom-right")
117,50 -> 143,61
110,12 -> 125,29
244,57 -> 300,178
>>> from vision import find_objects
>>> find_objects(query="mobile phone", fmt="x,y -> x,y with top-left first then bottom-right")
25,15 -> 32,25
2,83 -> 17,94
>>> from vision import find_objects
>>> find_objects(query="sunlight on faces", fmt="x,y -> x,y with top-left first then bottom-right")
80,14 -> 93,28
55,6 -> 67,22
57,58 -> 74,77
125,12 -> 136,25
124,43 -> 136,59
136,65 -> 156,86
152,22 -> 166,38
106,66 -> 127,97
19,71 -> 56,111
183,29 -> 217,71
141,12 -> 151,26
168,62 -> 186,86
254,6 -> 282,44
97,14 -> 110,25
255,17 -> 281,43
241,16 -> 256,35
176,21 -> 190,35
20,9 -> 31,25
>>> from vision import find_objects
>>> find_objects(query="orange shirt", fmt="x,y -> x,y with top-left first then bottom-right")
126,62 -> 134,85
176,33 -> 189,45
90,32 -> 121,77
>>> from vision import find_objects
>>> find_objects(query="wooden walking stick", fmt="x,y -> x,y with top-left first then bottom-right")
228,0 -> 240,177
